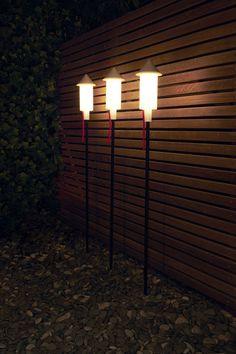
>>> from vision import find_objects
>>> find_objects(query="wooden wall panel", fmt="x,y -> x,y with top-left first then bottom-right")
58,0 -> 236,309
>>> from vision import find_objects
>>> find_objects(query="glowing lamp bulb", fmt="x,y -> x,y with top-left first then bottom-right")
136,60 -> 162,122
103,67 -> 124,120
76,74 -> 95,120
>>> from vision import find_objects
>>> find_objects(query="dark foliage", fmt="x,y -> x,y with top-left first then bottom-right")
0,0 -> 150,235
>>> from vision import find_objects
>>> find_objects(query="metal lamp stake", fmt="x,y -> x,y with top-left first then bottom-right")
136,59 -> 162,295
85,120 -> 89,253
76,74 -> 96,253
109,118 -> 115,269
103,67 -> 124,270
144,121 -> 150,295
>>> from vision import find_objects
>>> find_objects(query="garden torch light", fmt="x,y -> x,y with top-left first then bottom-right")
103,67 -> 124,122
103,67 -> 124,269
76,74 -> 96,142
136,59 -> 162,123
136,59 -> 162,295
76,74 -> 95,253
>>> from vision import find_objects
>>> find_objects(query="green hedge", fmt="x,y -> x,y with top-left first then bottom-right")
0,0 -> 148,235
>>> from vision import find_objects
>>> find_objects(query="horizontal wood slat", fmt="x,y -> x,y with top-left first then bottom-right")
58,0 -> 236,310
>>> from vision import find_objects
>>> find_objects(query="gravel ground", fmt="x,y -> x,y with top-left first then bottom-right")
0,223 -> 235,354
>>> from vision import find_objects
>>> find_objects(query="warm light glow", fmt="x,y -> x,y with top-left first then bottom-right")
103,67 -> 124,120
136,60 -> 162,122
76,74 -> 95,120
79,85 -> 93,120
139,73 -> 158,122
105,79 -> 122,120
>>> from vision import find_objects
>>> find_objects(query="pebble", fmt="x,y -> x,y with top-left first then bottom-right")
84,326 -> 92,331
98,302 -> 110,310
127,310 -> 132,319
53,281 -> 60,289
152,276 -> 161,285
26,343 -> 36,351
0,225 -> 235,354
56,312 -> 71,322
191,325 -> 201,334
41,331 -> 52,341
35,317 -> 42,324
41,342 -> 57,350
159,324 -> 170,332
125,329 -> 133,338
182,296 -> 190,301
80,295 -> 90,303
203,337 -> 217,347
184,342 -> 194,353
26,310 -> 33,317
175,315 -> 188,325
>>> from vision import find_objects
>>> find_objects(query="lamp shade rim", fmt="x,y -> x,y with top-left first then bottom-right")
136,59 -> 162,76
76,74 -> 96,86
103,67 -> 124,81
136,71 -> 162,76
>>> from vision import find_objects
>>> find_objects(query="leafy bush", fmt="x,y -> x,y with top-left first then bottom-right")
0,0 -> 148,235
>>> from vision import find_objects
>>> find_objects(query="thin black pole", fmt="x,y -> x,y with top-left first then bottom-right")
144,121 -> 150,295
85,120 -> 89,253
109,119 -> 115,269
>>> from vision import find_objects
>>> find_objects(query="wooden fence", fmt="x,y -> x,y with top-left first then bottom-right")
58,0 -> 236,310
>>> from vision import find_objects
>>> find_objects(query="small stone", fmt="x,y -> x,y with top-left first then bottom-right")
73,267 -> 80,272
53,282 -> 60,289
184,342 -> 194,353
26,344 -> 36,351
34,308 -> 42,313
161,342 -> 169,349
221,310 -> 232,319
38,256 -> 46,262
175,315 -> 188,325
84,326 -> 92,331
191,325 -> 201,335
41,331 -> 52,341
127,310 -> 132,319
152,277 -> 161,285
98,302 -> 110,310
35,317 -> 42,324
56,312 -> 71,322
203,337 -> 217,347
41,342 -> 56,351
26,310 -> 33,317
218,333 -> 231,342
182,296 -> 190,301
0,344 -> 6,349
140,310 -> 146,317
125,329 -> 133,338
159,324 -> 170,332
80,296 -> 90,303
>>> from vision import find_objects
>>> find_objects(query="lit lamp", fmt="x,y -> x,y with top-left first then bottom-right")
76,74 -> 96,252
136,60 -> 162,295
76,74 -> 96,139
103,67 -> 124,121
136,59 -> 162,123
103,67 -> 124,270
